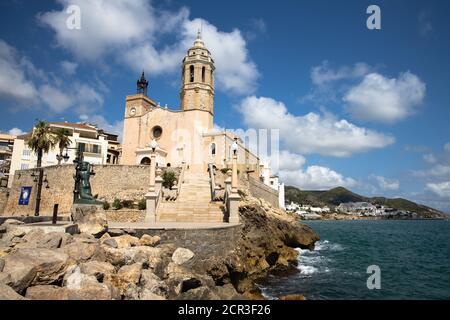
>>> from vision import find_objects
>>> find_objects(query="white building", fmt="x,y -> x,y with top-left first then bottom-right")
8,122 -> 120,187
260,162 -> 285,209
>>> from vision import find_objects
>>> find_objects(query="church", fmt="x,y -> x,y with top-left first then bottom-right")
121,31 -> 261,177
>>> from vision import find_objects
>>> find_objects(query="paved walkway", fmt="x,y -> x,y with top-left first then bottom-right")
108,221 -> 240,230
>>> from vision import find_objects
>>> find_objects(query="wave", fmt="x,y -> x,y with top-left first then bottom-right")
314,240 -> 344,251
298,265 -> 318,275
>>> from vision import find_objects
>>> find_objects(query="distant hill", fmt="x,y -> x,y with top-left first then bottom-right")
285,186 -> 449,219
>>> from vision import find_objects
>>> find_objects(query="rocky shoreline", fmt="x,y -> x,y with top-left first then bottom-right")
0,197 -> 319,300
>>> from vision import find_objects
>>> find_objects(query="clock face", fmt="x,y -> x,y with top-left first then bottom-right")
129,107 -> 136,116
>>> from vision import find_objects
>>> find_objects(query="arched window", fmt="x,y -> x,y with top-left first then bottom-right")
210,70 -> 214,85
189,65 -> 194,82
202,67 -> 206,83
211,143 -> 216,156
140,157 -> 151,165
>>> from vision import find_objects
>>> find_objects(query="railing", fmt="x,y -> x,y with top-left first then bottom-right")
208,163 -> 216,201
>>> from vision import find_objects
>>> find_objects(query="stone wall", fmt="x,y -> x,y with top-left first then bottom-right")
0,188 -> 9,214
105,209 -> 145,223
247,176 -> 279,208
3,165 -> 178,217
131,224 -> 243,262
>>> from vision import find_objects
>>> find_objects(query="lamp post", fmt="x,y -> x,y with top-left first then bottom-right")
145,139 -> 158,224
58,145 -> 84,203
230,139 -> 238,193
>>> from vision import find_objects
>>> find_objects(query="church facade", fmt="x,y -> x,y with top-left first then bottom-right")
121,32 -> 260,176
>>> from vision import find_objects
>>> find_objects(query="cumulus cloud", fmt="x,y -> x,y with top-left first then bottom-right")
427,182 -> 450,198
39,1 -> 259,95
239,96 -> 394,157
311,61 -> 372,86
445,143 -> 450,153
0,40 -> 38,103
344,72 -> 426,123
370,175 -> 400,191
79,114 -> 124,141
38,84 -> 72,112
8,128 -> 26,136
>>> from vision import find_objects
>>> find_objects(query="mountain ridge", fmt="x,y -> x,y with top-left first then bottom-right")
285,186 -> 449,219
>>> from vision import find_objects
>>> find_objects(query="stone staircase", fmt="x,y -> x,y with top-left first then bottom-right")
157,171 -> 225,223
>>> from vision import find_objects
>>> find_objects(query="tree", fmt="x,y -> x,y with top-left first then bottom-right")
27,120 -> 56,168
162,170 -> 177,190
54,128 -> 72,164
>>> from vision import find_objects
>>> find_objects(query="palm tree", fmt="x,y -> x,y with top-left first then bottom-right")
54,128 -> 72,164
27,120 -> 56,168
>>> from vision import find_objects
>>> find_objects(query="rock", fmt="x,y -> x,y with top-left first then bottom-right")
172,248 -> 194,265
0,257 -> 4,272
0,284 -> 27,300
63,242 -> 106,264
279,294 -> 305,300
73,233 -> 97,243
215,284 -> 246,300
0,272 -> 12,285
0,246 -> 11,258
79,261 -> 115,282
140,290 -> 166,300
177,286 -> 220,300
107,263 -> 142,295
22,228 -> 45,243
123,284 -> 141,300
2,219 -> 24,226
3,248 -> 69,292
139,234 -> 161,247
37,232 -> 63,249
63,265 -> 114,300
102,238 -> 118,248
108,229 -> 125,237
25,285 -> 69,300
103,245 -> 161,266
71,205 -> 108,237
140,269 -> 168,297
112,235 -> 140,248
0,225 -> 6,235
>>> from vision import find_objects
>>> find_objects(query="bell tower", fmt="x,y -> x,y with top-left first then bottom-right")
180,30 -> 215,116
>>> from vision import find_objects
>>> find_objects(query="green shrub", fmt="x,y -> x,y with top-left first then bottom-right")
121,200 -> 133,209
162,170 -> 177,189
138,198 -> 146,210
103,201 -> 110,210
112,198 -> 123,210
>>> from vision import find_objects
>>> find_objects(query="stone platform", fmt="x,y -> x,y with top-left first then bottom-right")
9,221 -> 79,235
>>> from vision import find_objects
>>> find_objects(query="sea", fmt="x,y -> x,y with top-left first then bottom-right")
259,220 -> 450,300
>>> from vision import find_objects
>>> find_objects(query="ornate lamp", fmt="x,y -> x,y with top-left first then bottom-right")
150,139 -> 158,153
231,139 -> 238,156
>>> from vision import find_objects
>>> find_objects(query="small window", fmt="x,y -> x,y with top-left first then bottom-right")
189,65 -> 194,82
140,157 -> 151,165
152,126 -> 163,139
211,143 -> 216,156
202,67 -> 206,83
20,164 -> 29,170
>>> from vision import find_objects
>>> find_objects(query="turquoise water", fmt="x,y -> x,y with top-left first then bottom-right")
260,220 -> 450,300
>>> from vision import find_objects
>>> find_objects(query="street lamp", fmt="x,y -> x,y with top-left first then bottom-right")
231,139 -> 238,156
150,139 -> 158,153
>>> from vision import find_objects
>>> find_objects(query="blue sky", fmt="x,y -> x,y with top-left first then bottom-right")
1,0 -> 450,212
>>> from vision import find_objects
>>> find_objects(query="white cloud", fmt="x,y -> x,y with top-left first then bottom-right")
281,165 -> 356,190
344,72 -> 426,123
60,60 -> 78,75
371,175 -> 400,191
8,128 -> 26,136
79,114 -> 124,141
427,182 -> 450,198
423,153 -> 437,164
311,61 -> 372,86
239,96 -> 394,157
39,1 -> 259,95
0,40 -> 38,103
38,0 -> 158,61
444,143 -> 450,153
39,84 -> 72,112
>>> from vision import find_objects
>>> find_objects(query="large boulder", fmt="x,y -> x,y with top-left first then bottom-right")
107,263 -> 142,296
140,269 -> 168,298
3,248 -> 69,293
172,248 -> 194,265
103,245 -> 161,267
63,265 -> 115,300
0,284 -> 27,300
139,234 -> 161,247
139,290 -> 166,300
79,261 -> 115,282
37,232 -> 63,249
25,285 -> 69,300
71,205 -> 108,237
63,242 -> 106,264
111,235 -> 140,248
176,286 -> 221,300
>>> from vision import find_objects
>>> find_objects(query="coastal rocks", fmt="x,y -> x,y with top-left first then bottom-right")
139,234 -> 161,247
279,294 -> 306,300
71,205 -> 108,237
172,248 -> 194,265
25,285 -> 69,300
79,261 -> 115,282
0,284 -> 27,300
0,257 -> 4,272
111,235 -> 140,248
63,242 -> 106,264
3,248 -> 69,293
177,286 -> 220,300
62,265 -> 115,300
102,238 -> 118,248
140,269 -> 168,297
107,263 -> 142,295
